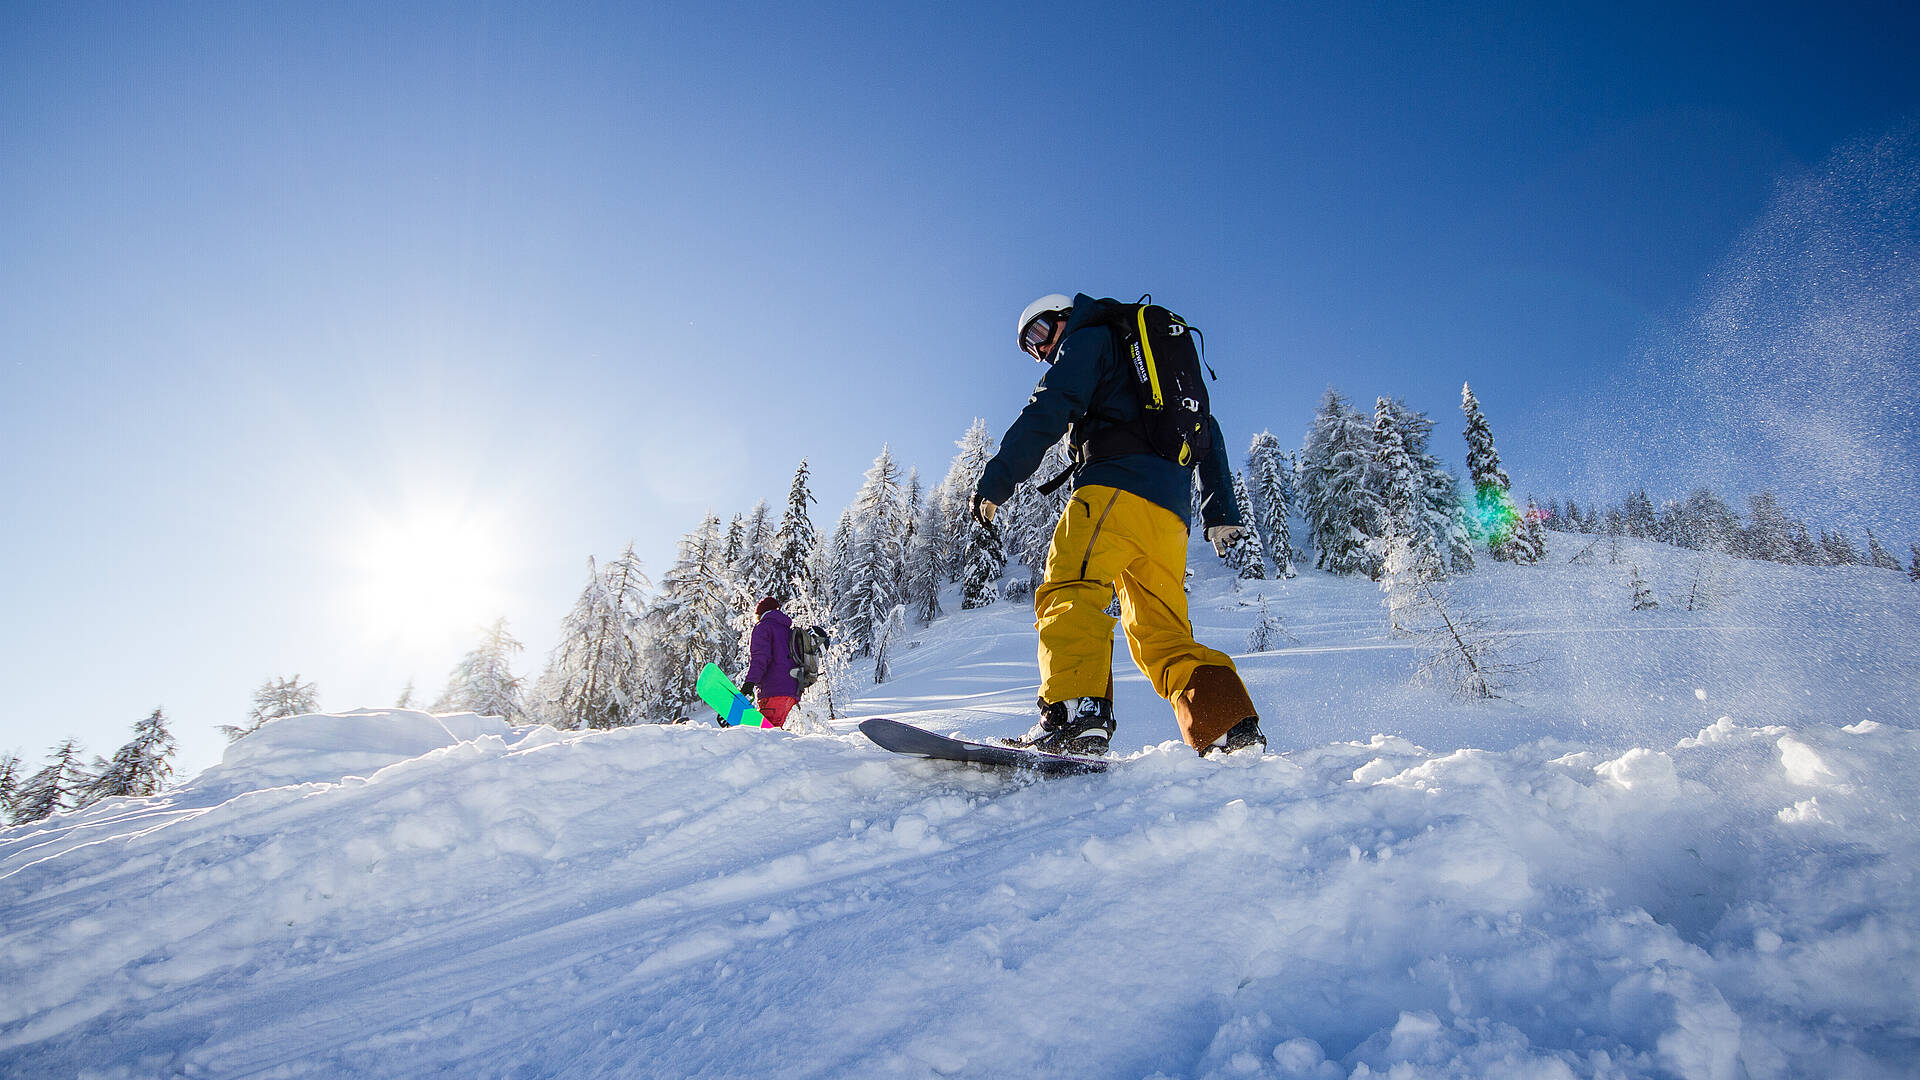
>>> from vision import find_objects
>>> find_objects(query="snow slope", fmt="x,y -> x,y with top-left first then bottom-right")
3,539 -> 1916,1079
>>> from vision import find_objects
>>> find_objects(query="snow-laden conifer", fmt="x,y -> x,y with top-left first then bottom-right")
940,420 -> 997,581
650,514 -> 749,710
1229,471 -> 1267,580
1246,594 -> 1294,652
1246,432 -> 1296,578
81,708 -> 176,804
11,739 -> 91,824
223,675 -> 320,742
395,679 -> 417,709
841,446 -> 909,655
434,618 -> 529,722
1509,497 -> 1548,564
1623,490 -> 1657,539
1630,565 -> 1659,611
822,508 -> 858,626
1866,529 -> 1903,571
770,460 -> 819,601
1461,382 -> 1525,560
541,547 -> 652,730
738,500 -> 777,600
1299,389 -> 1378,576
0,753 -> 19,825
1909,543 -> 1920,582
903,480 -> 947,625
1739,493 -> 1799,563
961,517 -> 1004,609
1820,530 -> 1861,566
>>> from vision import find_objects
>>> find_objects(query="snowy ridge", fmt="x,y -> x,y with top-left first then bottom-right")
3,539 -> 1917,1079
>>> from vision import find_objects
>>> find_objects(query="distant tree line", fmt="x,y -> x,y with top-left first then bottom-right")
1541,488 -> 1917,574
1,709 -> 176,827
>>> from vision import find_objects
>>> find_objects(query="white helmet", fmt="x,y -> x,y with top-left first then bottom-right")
1017,293 -> 1074,349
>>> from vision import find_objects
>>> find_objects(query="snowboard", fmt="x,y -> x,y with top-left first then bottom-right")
697,663 -> 766,728
858,718 -> 1110,776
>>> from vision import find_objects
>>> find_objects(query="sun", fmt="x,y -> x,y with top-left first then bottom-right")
340,505 -> 511,647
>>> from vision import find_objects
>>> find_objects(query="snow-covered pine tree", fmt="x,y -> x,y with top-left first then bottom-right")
1739,493 -> 1797,563
434,617 -> 529,721
838,446 -> 909,656
738,500 -> 777,600
1246,593 -> 1294,652
1374,398 -> 1424,554
541,546 -> 652,730
650,514 -> 749,710
903,478 -> 947,625
723,514 -> 747,581
814,505 -> 850,621
1230,471 -> 1268,581
770,460 -> 820,602
1246,431 -> 1297,578
1461,382 -> 1525,560
1909,543 -> 1920,582
1820,530 -> 1861,565
11,739 -> 91,824
1786,520 -> 1822,565
901,469 -> 924,602
1299,389 -> 1379,576
940,420 -> 997,582
960,517 -> 1004,609
1623,490 -> 1657,539
1510,497 -> 1548,564
222,675 -> 320,742
0,752 -> 20,825
82,707 -> 177,802
395,679 -> 417,709
1630,565 -> 1659,611
1397,413 -> 1478,575
1866,529 -> 1903,571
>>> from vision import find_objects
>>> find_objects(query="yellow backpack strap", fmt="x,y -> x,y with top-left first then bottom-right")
1135,304 -> 1165,410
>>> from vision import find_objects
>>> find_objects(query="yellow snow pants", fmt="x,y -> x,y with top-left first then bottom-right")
1034,485 -> 1258,750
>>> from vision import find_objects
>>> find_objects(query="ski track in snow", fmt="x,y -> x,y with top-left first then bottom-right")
2,538 -> 1917,1079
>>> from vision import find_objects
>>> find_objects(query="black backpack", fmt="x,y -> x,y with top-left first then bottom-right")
1040,296 -> 1216,496
789,624 -> 830,692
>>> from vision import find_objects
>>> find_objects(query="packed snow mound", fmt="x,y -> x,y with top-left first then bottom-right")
192,708 -> 517,797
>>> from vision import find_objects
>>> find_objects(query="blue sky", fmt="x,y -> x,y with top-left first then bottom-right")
4,1 -> 1917,777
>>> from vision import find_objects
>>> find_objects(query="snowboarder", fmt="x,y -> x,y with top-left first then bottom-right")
972,293 -> 1267,757
739,596 -> 801,728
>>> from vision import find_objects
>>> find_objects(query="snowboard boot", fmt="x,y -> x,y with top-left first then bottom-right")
1201,716 -> 1266,757
1005,697 -> 1115,756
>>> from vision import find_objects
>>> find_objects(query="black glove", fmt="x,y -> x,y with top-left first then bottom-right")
739,681 -> 757,699
970,492 -> 999,529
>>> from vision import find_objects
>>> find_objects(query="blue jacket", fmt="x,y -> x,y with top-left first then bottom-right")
977,294 -> 1241,530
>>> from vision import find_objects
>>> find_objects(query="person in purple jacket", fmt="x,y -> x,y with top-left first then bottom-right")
739,596 -> 800,728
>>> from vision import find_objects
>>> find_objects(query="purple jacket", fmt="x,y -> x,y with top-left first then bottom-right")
744,608 -> 799,699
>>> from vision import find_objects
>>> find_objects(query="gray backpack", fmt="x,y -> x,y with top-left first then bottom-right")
789,625 -> 830,691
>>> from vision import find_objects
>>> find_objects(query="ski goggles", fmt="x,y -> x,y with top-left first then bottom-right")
1020,310 -> 1066,360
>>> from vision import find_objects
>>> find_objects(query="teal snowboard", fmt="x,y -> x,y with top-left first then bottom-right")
696,663 -> 766,727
